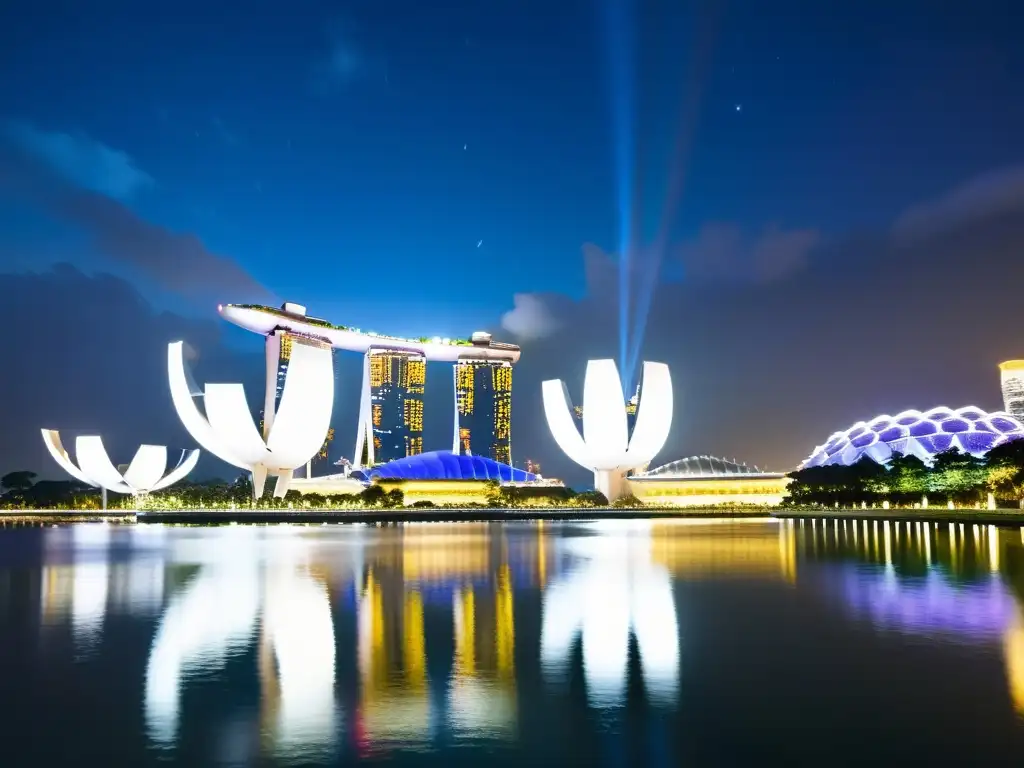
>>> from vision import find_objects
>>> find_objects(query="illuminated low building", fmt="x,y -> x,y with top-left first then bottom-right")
629,456 -> 790,507
357,450 -> 540,506
292,451 -> 546,505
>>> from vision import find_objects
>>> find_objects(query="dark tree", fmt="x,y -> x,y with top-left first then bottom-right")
1,471 -> 36,493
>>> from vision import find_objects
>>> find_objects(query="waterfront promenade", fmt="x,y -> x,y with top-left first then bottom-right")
0,507 -> 766,525
5,506 -> 1024,526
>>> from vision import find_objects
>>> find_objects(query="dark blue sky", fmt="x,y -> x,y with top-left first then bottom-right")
1,0 -> 1023,482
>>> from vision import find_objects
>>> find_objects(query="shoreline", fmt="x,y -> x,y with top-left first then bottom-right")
771,508 -> 1024,526
138,507 -> 769,524
0,507 -> 770,525
5,506 -> 1024,526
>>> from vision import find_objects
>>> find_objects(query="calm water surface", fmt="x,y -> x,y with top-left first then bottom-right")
2,517 -> 1024,766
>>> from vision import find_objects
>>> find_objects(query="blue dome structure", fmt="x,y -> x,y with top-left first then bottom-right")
801,405 -> 1024,468
354,451 -> 537,483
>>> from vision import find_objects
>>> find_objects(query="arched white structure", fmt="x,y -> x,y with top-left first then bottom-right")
168,339 -> 334,498
542,359 -> 673,501
41,429 -> 199,494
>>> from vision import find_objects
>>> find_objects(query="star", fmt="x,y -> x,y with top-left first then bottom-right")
735,104 -> 742,112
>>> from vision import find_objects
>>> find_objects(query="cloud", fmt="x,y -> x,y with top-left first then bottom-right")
676,223 -> 822,282
498,203 -> 1024,488
2,120 -> 152,201
497,229 -> 818,342
501,293 -> 565,340
501,163 -> 1024,347
0,264 -> 263,479
500,243 -> 635,341
54,191 -> 274,302
893,166 -> 1024,241
0,128 -> 274,304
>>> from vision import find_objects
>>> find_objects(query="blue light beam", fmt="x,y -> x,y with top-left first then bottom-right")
600,0 -> 637,395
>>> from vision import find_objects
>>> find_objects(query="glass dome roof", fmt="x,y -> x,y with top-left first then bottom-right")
802,405 -> 1024,468
637,455 -> 769,479
353,451 -> 537,483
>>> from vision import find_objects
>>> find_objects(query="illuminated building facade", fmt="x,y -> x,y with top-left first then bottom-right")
1001,361 -> 1024,420
630,456 -> 790,507
357,350 -> 426,465
625,385 -> 639,437
453,358 -> 512,465
219,305 -> 521,469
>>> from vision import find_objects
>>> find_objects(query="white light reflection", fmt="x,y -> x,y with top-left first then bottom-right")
263,565 -> 338,757
144,555 -> 261,746
144,528 -> 338,758
71,524 -> 110,655
540,527 -> 679,708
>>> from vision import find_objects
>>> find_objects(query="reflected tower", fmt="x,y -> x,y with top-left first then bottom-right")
449,565 -> 517,737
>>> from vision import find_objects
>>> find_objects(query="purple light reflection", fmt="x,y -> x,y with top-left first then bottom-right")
836,566 -> 1018,641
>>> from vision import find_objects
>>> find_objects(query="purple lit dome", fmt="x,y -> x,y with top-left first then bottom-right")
352,450 -> 537,483
801,405 -> 1024,468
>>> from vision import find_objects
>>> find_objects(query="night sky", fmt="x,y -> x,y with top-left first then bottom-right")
1,0 -> 1023,487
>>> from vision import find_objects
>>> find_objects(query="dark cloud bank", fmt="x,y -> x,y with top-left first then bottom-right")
0,124 -> 274,306
3,116 -> 1024,488
504,168 -> 1024,486
0,265 -> 263,478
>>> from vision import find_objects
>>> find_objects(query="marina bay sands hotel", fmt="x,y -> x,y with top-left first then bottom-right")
220,302 -> 521,467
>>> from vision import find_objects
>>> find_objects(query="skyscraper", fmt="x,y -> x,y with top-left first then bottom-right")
1000,360 -> 1024,419
454,359 -> 512,465
625,385 -> 640,438
363,350 -> 426,465
572,386 -> 640,437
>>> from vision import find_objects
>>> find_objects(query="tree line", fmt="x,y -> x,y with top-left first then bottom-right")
0,473 -> 617,510
785,440 -> 1024,508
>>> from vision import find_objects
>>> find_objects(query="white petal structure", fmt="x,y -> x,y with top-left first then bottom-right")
168,338 -> 334,498
542,359 -> 673,501
41,430 -> 199,494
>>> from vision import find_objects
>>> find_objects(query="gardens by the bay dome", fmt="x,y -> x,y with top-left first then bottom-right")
352,450 -> 537,483
801,405 -> 1024,468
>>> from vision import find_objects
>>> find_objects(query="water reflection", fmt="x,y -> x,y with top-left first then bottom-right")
541,522 -> 680,708
13,516 -> 1024,764
797,517 -> 1024,715
145,527 -> 338,761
